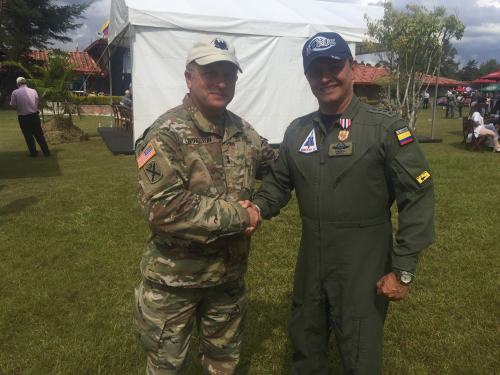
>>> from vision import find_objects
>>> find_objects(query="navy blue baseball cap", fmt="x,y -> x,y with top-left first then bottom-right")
302,32 -> 352,73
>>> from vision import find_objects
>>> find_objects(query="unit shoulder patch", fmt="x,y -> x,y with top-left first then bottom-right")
395,126 -> 414,146
144,160 -> 163,184
368,107 -> 398,118
413,169 -> 431,186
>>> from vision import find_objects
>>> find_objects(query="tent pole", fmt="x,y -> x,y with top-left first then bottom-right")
431,52 -> 442,139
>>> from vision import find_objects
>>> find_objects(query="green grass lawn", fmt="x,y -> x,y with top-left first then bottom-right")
0,108 -> 499,375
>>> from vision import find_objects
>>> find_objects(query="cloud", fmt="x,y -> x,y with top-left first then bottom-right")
48,0 -> 500,70
477,0 -> 500,8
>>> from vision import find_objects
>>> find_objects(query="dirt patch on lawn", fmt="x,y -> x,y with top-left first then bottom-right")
41,117 -> 89,145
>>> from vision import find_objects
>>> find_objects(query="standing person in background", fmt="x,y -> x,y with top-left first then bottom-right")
445,90 -> 452,118
9,77 -> 51,157
448,90 -> 457,119
120,90 -> 132,108
457,92 -> 465,118
423,91 -> 430,109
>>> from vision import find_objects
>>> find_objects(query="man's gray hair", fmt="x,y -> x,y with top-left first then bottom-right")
186,61 -> 196,76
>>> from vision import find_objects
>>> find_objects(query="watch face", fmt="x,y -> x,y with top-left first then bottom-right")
401,274 -> 412,284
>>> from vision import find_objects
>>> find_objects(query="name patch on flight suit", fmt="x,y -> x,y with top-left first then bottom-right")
329,141 -> 353,156
413,169 -> 431,186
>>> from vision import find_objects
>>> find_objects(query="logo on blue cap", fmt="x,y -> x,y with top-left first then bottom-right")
306,37 -> 337,56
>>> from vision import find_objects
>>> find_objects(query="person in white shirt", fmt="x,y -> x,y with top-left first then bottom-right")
469,102 -> 500,152
423,91 -> 430,109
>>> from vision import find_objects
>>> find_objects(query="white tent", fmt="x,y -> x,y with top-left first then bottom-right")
109,0 -> 383,144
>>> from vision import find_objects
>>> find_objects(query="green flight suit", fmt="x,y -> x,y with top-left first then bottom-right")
252,96 -> 435,375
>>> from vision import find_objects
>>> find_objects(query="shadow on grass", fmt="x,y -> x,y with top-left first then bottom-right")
0,148 -> 64,179
236,298 -> 343,374
0,196 -> 39,216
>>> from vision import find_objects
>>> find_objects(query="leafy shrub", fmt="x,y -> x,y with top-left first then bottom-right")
78,96 -> 122,105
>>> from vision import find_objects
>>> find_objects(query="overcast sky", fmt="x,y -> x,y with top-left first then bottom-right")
52,0 -> 500,70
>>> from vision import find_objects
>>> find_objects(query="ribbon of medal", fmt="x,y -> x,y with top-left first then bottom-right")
338,119 -> 351,141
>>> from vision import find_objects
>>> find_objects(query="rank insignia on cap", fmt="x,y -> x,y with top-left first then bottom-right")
137,143 -> 156,168
299,127 -> 318,154
395,127 -> 414,146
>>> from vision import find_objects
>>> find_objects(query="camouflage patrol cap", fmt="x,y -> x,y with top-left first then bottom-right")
186,36 -> 242,73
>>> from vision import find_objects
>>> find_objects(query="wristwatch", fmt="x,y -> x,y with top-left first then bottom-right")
393,268 -> 414,286
254,204 -> 261,215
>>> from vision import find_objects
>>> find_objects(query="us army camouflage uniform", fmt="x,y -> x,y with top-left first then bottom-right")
134,94 -> 275,375
252,95 -> 435,375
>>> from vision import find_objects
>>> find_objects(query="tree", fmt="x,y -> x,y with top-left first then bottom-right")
364,1 -> 465,131
4,51 -> 83,126
439,39 -> 460,80
0,0 -> 90,106
477,59 -> 500,79
459,59 -> 478,82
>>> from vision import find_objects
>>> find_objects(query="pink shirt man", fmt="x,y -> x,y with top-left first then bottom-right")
10,85 -> 39,115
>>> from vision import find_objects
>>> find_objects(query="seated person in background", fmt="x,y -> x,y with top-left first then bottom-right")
469,102 -> 500,152
120,90 -> 132,108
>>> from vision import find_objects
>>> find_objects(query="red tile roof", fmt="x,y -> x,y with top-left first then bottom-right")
353,65 -> 469,87
0,50 -> 107,77
421,75 -> 468,87
353,65 -> 386,85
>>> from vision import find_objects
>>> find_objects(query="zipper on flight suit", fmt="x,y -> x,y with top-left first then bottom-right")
318,125 -> 328,283
333,146 -> 373,187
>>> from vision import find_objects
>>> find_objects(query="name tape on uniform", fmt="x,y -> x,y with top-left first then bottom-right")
299,127 -> 318,154
137,143 -> 156,168
329,141 -> 353,156
395,127 -> 414,146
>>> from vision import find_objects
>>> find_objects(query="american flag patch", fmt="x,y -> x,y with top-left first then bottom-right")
395,127 -> 414,146
137,143 -> 156,168
340,119 -> 351,129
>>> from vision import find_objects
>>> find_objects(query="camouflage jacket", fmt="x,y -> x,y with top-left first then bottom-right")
135,94 -> 275,288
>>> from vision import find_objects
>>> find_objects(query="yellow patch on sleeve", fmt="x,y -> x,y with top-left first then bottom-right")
416,170 -> 431,184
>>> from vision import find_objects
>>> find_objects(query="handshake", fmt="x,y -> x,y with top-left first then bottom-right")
238,200 -> 262,237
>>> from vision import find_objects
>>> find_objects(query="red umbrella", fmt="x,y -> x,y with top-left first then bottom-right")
471,78 -> 497,84
478,70 -> 500,81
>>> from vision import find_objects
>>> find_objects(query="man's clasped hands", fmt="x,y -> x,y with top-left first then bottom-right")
238,200 -> 262,237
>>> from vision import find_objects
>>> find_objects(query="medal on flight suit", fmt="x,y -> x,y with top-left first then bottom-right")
338,119 -> 351,141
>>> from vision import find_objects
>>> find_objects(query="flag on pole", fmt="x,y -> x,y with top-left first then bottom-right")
101,19 -> 110,37
76,41 -> 78,52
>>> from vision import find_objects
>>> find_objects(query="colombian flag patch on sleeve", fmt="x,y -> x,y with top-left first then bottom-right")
395,126 -> 414,146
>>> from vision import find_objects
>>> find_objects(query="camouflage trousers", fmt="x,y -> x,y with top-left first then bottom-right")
134,277 -> 247,375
